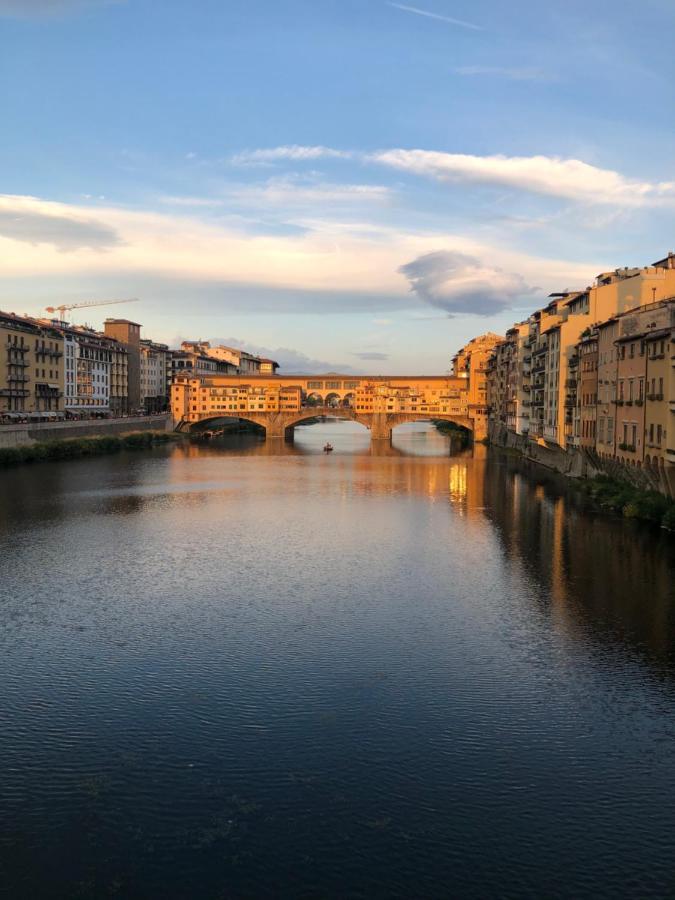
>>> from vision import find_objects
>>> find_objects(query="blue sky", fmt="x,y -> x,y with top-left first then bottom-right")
1,0 -> 674,372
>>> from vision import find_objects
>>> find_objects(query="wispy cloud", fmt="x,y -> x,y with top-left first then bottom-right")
353,351 -> 390,360
0,0 -> 121,16
228,143 -> 675,208
231,145 -> 352,166
371,149 -> 675,206
229,176 -> 391,208
386,2 -> 482,31
208,338 -> 354,374
399,250 -> 538,316
0,194 -> 121,251
454,65 -> 550,80
158,196 -> 225,208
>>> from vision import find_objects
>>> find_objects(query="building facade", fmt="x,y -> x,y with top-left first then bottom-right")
104,319 -> 141,412
0,312 -> 64,418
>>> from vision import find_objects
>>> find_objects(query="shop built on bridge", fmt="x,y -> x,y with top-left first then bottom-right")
172,374 -> 487,441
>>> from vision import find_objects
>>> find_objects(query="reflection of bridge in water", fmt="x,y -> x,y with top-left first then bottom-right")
172,373 -> 482,442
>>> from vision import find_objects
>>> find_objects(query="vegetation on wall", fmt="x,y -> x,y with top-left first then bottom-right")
0,431 -> 176,468
433,420 -> 471,448
577,474 -> 675,531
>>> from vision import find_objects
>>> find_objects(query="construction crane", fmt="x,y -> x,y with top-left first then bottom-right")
44,298 -> 140,322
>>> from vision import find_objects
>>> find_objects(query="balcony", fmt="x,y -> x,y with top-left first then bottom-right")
8,374 -> 30,383
5,342 -> 28,353
532,364 -> 546,374
0,387 -> 29,397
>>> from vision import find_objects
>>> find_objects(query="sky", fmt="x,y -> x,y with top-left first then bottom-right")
1,0 -> 674,373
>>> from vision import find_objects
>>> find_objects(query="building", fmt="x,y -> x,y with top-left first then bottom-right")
578,328 -> 599,451
104,319 -> 141,412
109,339 -> 129,416
140,339 -> 170,413
0,312 -> 65,419
171,374 -> 472,431
172,377 -> 302,421
596,317 -> 620,459
178,341 -> 279,376
452,333 -> 502,441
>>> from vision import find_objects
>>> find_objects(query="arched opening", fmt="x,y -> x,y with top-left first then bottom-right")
324,392 -> 342,408
289,412 -> 370,452
304,392 -> 324,407
342,392 -> 355,408
189,415 -> 266,440
388,417 -> 473,456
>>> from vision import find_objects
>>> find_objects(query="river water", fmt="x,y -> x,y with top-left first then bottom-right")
1,421 -> 674,899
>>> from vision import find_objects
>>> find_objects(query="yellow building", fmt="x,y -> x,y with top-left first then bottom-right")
452,333 -> 503,439
172,377 -> 303,421
172,373 -> 472,431
0,311 -> 65,419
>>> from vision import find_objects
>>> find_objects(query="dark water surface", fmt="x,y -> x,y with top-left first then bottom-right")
1,422 -> 674,899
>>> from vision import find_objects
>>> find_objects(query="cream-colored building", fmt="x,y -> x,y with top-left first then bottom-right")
140,339 -> 170,413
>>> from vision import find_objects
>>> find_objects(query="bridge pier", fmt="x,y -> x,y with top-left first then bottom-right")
369,414 -> 392,442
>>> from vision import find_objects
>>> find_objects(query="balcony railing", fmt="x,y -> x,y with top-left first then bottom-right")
0,387 -> 29,397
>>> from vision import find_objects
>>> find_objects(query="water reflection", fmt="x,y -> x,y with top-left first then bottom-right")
482,453 -> 675,674
1,422 -> 675,899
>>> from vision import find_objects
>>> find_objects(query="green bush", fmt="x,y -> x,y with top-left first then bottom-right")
0,430 -> 173,468
0,447 -> 22,466
579,474 -> 675,529
662,505 -> 675,531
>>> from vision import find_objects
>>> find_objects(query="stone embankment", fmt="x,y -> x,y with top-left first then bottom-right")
0,414 -> 172,449
489,422 -> 674,499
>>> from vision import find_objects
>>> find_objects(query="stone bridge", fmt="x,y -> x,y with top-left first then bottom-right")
187,406 -> 477,442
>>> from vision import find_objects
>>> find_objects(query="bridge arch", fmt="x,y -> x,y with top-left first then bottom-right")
187,414 -> 268,434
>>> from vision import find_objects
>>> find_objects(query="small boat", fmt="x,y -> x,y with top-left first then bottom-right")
323,442 -> 334,453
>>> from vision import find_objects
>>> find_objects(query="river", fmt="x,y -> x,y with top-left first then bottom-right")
1,421 -> 674,899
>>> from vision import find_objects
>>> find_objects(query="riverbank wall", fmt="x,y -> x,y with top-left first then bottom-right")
489,422 -> 675,498
0,414 -> 172,449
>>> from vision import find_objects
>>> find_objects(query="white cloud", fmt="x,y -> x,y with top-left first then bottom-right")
454,65 -> 550,80
0,194 -> 121,250
386,2 -> 481,31
228,143 -> 675,208
0,192 -> 598,317
398,250 -> 538,316
229,177 -> 391,208
0,0 -> 120,15
370,149 -> 675,206
231,145 -> 352,166
158,196 -> 225,208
